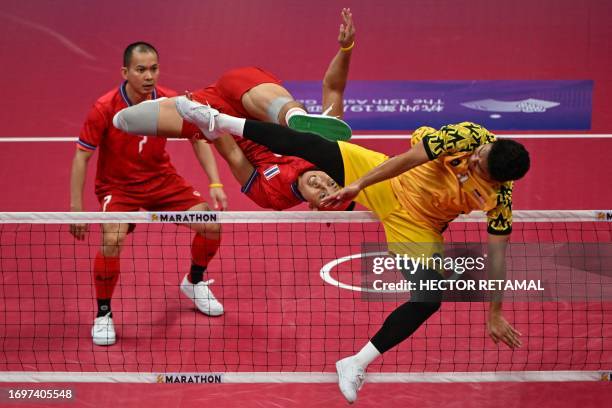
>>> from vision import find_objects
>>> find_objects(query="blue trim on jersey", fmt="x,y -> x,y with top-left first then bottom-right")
241,169 -> 259,193
291,182 -> 306,202
119,81 -> 158,106
119,81 -> 132,106
77,139 -> 96,150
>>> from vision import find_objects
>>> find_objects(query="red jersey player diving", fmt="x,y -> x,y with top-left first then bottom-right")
69,42 -> 228,346
113,9 -> 356,211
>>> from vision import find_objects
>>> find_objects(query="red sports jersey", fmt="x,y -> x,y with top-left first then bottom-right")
188,67 -> 316,209
78,82 -> 179,197
241,155 -> 315,210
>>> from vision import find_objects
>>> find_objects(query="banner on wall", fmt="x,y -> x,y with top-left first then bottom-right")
284,80 -> 593,131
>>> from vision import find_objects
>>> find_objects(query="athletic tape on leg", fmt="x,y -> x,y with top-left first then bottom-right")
266,97 -> 293,124
112,98 -> 166,135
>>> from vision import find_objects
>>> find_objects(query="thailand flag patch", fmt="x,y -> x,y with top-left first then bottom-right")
263,165 -> 280,180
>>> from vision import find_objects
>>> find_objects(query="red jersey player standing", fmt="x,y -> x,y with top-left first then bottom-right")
69,42 -> 228,346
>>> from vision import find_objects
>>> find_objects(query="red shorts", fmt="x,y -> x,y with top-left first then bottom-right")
97,174 -> 205,212
181,67 -> 281,137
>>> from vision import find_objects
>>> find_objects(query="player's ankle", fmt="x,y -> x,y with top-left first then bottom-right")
283,106 -> 307,126
354,341 -> 381,369
217,114 -> 246,136
96,299 -> 112,318
189,264 -> 206,284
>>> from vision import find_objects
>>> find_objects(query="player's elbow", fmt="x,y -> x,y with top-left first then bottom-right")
73,148 -> 93,165
322,79 -> 346,95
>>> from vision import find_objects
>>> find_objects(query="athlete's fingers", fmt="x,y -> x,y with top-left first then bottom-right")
70,224 -> 87,241
321,192 -> 341,207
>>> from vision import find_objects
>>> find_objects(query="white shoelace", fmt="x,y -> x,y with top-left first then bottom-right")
196,279 -> 218,301
190,102 -> 217,132
322,104 -> 334,116
94,316 -> 112,333
355,371 -> 365,390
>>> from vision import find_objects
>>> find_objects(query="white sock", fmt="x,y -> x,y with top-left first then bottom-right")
353,342 -> 381,370
217,114 -> 246,137
284,107 -> 307,124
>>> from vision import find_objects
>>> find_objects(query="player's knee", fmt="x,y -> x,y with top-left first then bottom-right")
193,223 -> 221,240
102,234 -> 126,256
112,98 -> 162,135
204,223 -> 222,237
414,301 -> 441,318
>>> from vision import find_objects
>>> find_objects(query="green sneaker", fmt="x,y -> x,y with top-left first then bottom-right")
288,114 -> 352,141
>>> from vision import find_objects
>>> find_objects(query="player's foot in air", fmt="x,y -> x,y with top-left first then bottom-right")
288,112 -> 352,141
336,356 -> 365,403
91,313 -> 116,346
180,274 -> 224,316
175,96 -> 222,141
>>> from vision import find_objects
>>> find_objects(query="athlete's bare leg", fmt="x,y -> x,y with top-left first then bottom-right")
155,97 -> 186,136
240,83 -> 305,126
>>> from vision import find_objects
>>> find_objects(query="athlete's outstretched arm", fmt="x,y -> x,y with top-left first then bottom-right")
486,233 -> 522,349
322,8 -> 355,118
319,141 -> 429,207
241,120 -> 346,185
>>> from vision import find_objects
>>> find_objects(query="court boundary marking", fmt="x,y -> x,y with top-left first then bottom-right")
319,251 -> 412,293
0,370 -> 608,383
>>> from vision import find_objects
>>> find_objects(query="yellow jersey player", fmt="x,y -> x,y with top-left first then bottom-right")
132,100 -> 530,404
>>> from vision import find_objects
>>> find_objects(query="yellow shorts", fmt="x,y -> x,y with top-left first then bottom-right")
338,141 -> 442,257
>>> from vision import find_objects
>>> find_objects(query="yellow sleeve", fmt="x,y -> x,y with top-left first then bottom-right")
421,122 -> 496,160
487,182 -> 513,235
410,126 -> 436,147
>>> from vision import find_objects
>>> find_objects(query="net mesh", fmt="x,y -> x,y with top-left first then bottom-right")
0,211 -> 610,376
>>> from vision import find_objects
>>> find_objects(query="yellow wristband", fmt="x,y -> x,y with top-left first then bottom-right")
209,183 -> 224,188
340,41 -> 355,52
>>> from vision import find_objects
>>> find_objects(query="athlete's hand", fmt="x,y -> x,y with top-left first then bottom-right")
320,183 -> 361,209
338,8 -> 355,49
487,312 -> 522,349
69,223 -> 88,241
209,186 -> 228,211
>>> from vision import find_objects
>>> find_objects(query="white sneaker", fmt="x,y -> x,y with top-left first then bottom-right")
180,274 -> 224,316
92,313 -> 116,346
175,96 -> 222,141
336,356 -> 365,404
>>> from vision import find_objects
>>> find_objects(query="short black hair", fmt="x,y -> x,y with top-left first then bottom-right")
487,139 -> 530,182
123,42 -> 158,67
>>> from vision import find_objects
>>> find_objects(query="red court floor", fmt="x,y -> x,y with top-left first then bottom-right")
2,0 -> 612,405
1,136 -> 612,407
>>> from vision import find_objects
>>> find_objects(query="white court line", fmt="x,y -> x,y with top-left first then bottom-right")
0,134 -> 612,142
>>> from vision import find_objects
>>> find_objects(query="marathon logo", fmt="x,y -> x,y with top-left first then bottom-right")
596,212 -> 612,221
156,373 -> 223,384
151,212 -> 218,223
